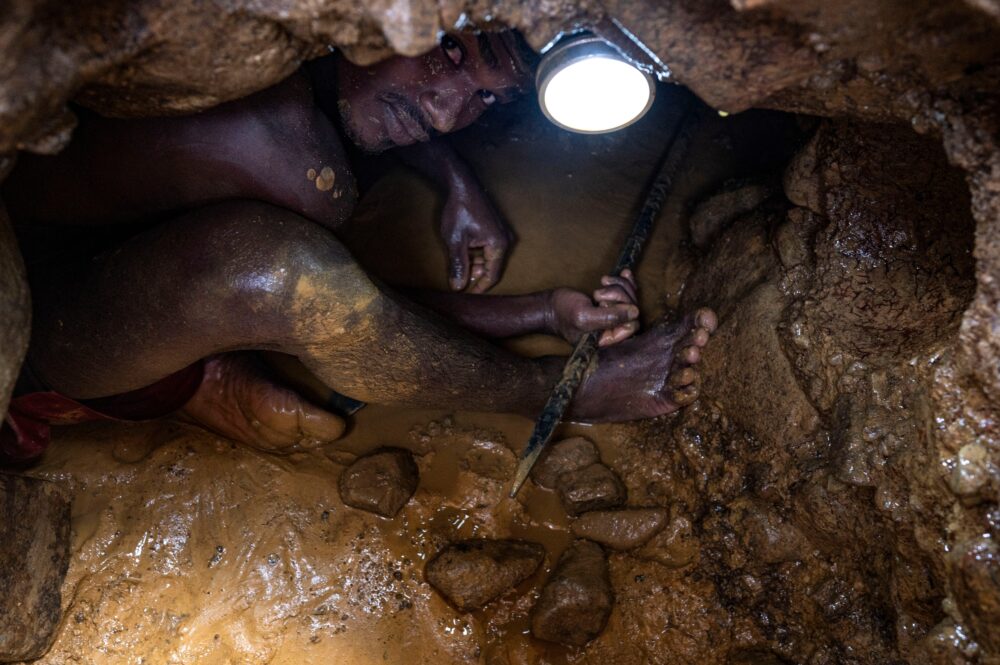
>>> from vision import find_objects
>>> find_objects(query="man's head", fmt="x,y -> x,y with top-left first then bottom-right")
335,30 -> 533,152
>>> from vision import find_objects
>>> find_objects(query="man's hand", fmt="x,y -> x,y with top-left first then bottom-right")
441,187 -> 513,293
548,269 -> 640,346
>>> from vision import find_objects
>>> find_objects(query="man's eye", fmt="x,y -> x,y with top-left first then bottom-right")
479,90 -> 496,106
441,35 -> 463,66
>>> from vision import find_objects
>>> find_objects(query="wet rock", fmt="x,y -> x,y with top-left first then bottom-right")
555,463 -> 627,516
951,536 -> 1000,653
0,474 -> 71,661
530,436 -> 599,490
689,182 -> 772,249
783,131 -> 822,214
425,539 -> 545,611
0,206 -> 29,419
338,447 -> 418,517
739,503 -> 809,564
946,441 -> 993,504
694,281 -> 821,452
639,515 -> 700,568
570,508 -> 668,551
531,540 -> 612,646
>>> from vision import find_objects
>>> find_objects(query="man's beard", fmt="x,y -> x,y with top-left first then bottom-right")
336,98 -> 394,154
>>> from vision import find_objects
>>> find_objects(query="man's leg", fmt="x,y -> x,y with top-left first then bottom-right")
28,201 -> 715,425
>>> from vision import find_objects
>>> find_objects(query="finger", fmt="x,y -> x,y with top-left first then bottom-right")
593,285 -> 639,308
469,254 -> 487,285
473,242 -> 506,294
599,275 -> 638,303
449,238 -> 471,291
620,268 -> 637,290
575,304 -> 639,331
298,403 -> 348,444
598,320 -> 639,347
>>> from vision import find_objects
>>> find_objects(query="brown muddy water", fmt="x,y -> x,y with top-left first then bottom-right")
19,88 -> 803,664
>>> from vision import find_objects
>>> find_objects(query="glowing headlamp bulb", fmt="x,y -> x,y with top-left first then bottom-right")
536,34 -> 655,134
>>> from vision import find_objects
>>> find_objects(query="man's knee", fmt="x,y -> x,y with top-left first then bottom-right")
173,201 -> 379,330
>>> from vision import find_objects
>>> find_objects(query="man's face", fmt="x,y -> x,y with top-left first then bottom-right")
335,31 -> 532,152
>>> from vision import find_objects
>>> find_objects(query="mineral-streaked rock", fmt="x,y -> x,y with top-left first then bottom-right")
426,539 -> 545,611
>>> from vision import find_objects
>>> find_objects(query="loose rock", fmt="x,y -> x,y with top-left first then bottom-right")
555,463 -> 626,516
0,473 -> 71,661
426,539 -> 545,611
689,182 -> 772,249
570,508 -> 668,550
530,436 -> 599,489
531,540 -> 612,646
338,447 -> 418,517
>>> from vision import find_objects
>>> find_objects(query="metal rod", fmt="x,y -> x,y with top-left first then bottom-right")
508,100 -> 698,498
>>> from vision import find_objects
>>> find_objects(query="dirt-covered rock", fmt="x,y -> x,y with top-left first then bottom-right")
555,463 -> 626,516
0,473 -> 71,661
338,447 -> 418,517
425,539 -> 545,611
570,508 -> 668,551
531,540 -> 612,646
530,436 -> 599,490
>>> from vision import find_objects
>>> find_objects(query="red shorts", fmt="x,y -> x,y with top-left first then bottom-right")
1,361 -> 205,462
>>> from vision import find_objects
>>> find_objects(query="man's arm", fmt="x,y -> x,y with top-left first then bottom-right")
397,139 -> 513,293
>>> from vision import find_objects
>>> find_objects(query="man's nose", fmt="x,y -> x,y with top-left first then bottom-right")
418,90 -> 467,133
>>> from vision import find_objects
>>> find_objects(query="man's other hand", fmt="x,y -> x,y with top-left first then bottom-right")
547,269 -> 640,347
441,187 -> 513,293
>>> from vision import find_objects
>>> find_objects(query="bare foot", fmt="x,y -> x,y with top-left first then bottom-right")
180,353 -> 346,451
570,308 -> 718,422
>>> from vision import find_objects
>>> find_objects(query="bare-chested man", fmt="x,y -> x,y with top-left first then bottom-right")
1,30 -> 716,457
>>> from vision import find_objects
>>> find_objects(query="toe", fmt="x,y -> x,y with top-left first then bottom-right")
670,366 -> 697,387
671,384 -> 699,406
680,345 -> 701,364
690,327 -> 710,348
695,308 -> 718,333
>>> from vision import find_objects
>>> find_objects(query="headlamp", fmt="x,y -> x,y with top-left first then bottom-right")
536,33 -> 656,134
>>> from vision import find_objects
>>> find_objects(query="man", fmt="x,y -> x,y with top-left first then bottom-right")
1,29 -> 716,457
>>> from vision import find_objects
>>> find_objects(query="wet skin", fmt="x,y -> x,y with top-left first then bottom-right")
6,31 -> 716,448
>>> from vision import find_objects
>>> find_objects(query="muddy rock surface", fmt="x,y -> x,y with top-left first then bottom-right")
338,447 -> 418,517
531,540 -> 613,647
529,436 -> 599,490
425,539 -> 545,612
570,508 -> 668,551
555,462 -> 627,516
0,206 -> 28,420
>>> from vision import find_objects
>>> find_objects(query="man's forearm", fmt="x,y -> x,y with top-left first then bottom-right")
396,139 -> 478,196
412,290 -> 554,339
